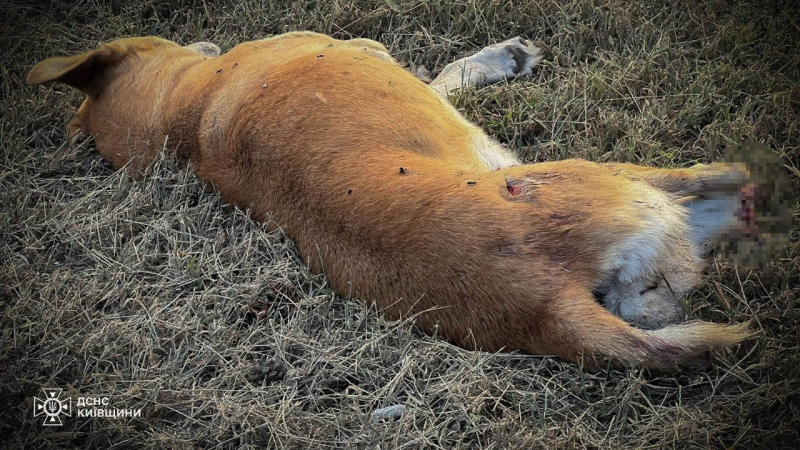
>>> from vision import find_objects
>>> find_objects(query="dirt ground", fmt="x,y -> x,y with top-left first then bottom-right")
2,0 -> 799,448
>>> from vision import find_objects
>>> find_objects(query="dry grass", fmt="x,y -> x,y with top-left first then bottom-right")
2,0 -> 799,448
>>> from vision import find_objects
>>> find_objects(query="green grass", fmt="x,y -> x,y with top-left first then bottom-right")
2,0 -> 799,448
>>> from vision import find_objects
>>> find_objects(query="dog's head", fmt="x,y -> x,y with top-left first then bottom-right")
28,37 -> 220,149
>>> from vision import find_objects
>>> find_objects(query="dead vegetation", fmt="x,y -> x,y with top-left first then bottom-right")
2,0 -> 799,448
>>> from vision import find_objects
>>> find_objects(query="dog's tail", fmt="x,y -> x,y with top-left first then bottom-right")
637,321 -> 754,370
542,289 -> 755,370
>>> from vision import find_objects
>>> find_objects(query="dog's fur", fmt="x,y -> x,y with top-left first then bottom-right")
29,32 -> 767,369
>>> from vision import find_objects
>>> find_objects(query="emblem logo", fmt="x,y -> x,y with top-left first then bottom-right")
33,388 -> 72,426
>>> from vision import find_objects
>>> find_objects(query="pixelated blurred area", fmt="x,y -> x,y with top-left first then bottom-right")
720,142 -> 794,268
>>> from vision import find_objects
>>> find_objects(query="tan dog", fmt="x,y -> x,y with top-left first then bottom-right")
28,32 -> 785,369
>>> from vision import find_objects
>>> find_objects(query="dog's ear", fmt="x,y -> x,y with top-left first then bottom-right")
27,43 -> 131,96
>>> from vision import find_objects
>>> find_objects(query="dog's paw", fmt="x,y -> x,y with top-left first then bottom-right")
686,161 -> 750,194
409,63 -> 432,83
431,37 -> 542,94
185,41 -> 221,57
470,37 -> 543,82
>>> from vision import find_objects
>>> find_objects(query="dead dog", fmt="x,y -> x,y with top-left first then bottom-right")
28,32 -> 791,369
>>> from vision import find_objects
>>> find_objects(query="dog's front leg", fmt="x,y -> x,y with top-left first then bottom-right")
429,37 -> 543,96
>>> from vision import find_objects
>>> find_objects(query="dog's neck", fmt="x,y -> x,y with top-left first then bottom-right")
153,56 -> 218,164
84,52 -> 210,173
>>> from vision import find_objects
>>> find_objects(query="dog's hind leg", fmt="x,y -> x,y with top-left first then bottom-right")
597,162 -> 758,327
607,162 -> 757,260
429,37 -> 543,96
607,162 -> 750,197
610,146 -> 792,267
